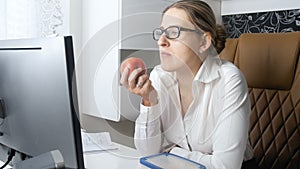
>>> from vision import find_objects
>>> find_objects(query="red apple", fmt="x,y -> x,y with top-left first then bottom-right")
120,57 -> 146,76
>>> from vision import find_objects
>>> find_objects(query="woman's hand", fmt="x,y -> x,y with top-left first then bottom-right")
120,66 -> 158,106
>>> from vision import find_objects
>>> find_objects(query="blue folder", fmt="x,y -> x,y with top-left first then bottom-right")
140,152 -> 206,169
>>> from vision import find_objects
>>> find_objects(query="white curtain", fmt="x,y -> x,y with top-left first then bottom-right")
0,0 -> 64,40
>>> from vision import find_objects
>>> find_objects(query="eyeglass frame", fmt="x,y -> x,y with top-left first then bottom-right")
152,25 -> 204,41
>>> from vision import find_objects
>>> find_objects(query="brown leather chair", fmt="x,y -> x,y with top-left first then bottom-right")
220,32 -> 300,169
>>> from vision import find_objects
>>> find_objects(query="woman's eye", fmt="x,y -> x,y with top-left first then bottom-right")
168,30 -> 178,37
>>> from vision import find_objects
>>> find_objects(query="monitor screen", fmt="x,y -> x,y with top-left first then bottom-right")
0,36 -> 84,168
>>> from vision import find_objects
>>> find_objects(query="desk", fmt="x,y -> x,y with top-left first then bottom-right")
0,143 -> 145,169
84,142 -> 146,169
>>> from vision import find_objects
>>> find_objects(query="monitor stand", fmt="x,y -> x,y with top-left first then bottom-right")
13,150 -> 64,169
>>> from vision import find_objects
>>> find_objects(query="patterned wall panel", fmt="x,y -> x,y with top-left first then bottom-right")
222,9 -> 300,38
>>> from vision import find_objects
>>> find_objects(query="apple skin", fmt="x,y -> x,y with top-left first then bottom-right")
120,57 -> 146,76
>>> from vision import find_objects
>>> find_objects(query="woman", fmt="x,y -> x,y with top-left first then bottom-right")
121,0 -> 255,168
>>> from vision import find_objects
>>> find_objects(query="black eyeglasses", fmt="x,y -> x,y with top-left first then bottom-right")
152,26 -> 203,41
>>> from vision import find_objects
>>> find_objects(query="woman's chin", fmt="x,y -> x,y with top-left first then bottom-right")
161,65 -> 174,72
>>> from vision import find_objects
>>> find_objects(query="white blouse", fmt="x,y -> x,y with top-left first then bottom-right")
134,55 -> 253,169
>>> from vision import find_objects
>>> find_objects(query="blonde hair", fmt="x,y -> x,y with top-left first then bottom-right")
163,0 -> 226,54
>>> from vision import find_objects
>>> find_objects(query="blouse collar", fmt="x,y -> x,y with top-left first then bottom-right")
194,55 -> 222,83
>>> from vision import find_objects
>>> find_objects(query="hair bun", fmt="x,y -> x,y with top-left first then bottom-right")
215,24 -> 227,54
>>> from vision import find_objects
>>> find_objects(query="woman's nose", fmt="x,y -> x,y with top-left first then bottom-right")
157,34 -> 169,47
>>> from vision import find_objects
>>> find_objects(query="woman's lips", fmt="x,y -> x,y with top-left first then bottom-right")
160,51 -> 171,57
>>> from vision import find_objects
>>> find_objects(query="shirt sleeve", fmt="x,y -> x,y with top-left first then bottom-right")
134,66 -> 176,155
134,101 -> 163,155
171,68 -> 251,169
134,67 -> 166,155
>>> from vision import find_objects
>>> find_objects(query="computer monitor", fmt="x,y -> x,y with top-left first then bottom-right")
0,36 -> 84,168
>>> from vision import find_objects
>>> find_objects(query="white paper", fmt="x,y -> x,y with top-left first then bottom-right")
81,131 -> 118,153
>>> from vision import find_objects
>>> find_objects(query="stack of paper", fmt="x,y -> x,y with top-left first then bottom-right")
81,131 -> 118,153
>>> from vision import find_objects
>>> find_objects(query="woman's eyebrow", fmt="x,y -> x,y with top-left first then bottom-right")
160,25 -> 180,29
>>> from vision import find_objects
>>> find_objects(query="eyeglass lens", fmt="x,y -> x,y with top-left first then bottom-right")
153,27 -> 180,41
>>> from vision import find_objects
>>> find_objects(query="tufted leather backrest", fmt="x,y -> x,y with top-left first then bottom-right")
220,32 -> 300,169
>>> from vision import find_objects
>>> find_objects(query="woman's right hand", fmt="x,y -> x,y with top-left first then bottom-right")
120,66 -> 158,106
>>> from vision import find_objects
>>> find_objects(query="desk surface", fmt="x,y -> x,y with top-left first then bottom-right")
84,142 -> 147,169
0,143 -> 145,169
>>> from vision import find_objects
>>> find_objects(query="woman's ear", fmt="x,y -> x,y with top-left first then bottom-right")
199,33 -> 212,54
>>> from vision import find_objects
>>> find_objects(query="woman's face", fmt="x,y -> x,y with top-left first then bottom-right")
158,8 -> 203,73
